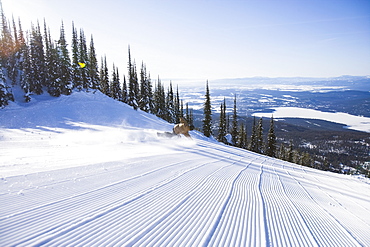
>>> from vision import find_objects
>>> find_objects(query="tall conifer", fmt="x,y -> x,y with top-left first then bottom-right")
202,81 -> 212,137
231,95 -> 239,146
71,22 -> 81,90
99,56 -> 110,96
256,118 -> 264,153
127,46 -> 138,109
265,116 -> 277,157
88,35 -> 99,91
218,98 -> 227,143
79,29 -> 89,90
57,21 -> 72,95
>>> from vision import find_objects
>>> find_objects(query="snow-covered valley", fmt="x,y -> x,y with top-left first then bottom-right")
1,92 -> 369,246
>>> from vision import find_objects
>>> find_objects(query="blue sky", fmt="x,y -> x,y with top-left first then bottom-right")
2,0 -> 370,81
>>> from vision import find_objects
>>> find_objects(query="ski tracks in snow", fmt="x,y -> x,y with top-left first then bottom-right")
1,140 -> 369,246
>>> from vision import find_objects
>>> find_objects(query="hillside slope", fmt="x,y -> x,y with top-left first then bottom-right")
1,92 -> 369,246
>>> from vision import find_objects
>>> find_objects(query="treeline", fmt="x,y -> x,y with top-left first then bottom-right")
0,10 -> 192,124
201,82 -> 314,167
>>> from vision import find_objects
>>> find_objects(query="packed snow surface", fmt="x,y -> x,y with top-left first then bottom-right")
1,92 -> 370,246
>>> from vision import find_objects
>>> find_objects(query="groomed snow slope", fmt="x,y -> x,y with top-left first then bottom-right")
1,91 -> 369,246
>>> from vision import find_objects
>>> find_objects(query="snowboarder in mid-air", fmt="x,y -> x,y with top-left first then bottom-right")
158,117 -> 192,139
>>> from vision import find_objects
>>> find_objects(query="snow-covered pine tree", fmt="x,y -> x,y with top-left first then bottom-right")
99,56 -> 110,96
88,35 -> 99,91
0,63 -> 13,107
139,61 -> 151,112
19,32 -> 31,102
6,16 -> 17,85
202,81 -> 212,137
127,46 -> 138,110
44,25 -> 61,97
121,76 -> 128,103
79,29 -> 89,90
43,22 -> 61,97
153,77 -> 166,119
165,81 -> 175,123
115,67 -> 122,101
43,21 -> 51,87
29,22 -> 45,95
110,63 -> 121,100
147,73 -> 154,114
16,18 -> 26,70
57,21 -> 72,95
71,23 -> 81,90
0,6 -> 14,105
0,5 -> 16,86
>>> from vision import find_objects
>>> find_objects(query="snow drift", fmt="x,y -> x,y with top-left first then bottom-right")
0,91 -> 369,246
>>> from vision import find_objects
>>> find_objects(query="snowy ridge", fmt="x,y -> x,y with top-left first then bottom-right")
1,91 -> 369,246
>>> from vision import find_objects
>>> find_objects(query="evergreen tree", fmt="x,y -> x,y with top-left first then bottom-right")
6,16 -> 17,85
0,4 -> 14,79
278,143 -> 286,161
43,22 -> 61,97
256,118 -> 264,153
71,23 -> 81,90
88,35 -> 99,91
139,62 -> 151,112
121,76 -> 128,103
110,63 -> 121,100
127,46 -> 138,109
153,77 -> 166,119
17,18 -> 26,72
301,152 -> 312,167
249,117 -> 257,152
231,95 -> 238,146
43,22 -> 52,88
174,85 -> 181,123
99,56 -> 110,96
287,140 -> 294,162
165,81 -> 175,123
29,22 -> 45,95
0,4 -> 11,62
202,81 -> 212,137
265,116 -> 277,157
217,98 -> 227,143
44,27 -> 61,97
180,98 -> 184,120
20,33 -> 31,102
147,73 -> 154,113
0,63 -> 13,107
238,122 -> 247,149
57,21 -> 72,95
185,102 -> 190,123
188,108 -> 194,128
115,67 -> 122,100
79,29 -> 89,90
